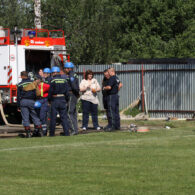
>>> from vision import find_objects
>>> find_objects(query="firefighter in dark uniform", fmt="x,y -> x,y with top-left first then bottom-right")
63,62 -> 79,135
43,68 -> 52,84
43,67 -> 52,133
35,75 -> 50,136
102,69 -> 110,118
17,71 -> 42,138
48,66 -> 69,136
103,68 -> 122,131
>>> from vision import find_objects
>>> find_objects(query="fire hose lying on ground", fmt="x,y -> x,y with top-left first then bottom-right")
0,92 -> 22,127
0,80 -> 41,127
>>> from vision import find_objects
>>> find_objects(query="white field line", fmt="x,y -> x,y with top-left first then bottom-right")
0,134 -> 195,152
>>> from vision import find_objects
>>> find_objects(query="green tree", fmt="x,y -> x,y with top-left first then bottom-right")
112,0 -> 195,62
0,0 -> 34,29
0,0 -> 194,63
41,0 -> 116,64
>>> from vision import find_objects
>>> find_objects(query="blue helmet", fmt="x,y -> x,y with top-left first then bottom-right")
43,68 -> 51,74
34,101 -> 41,109
64,62 -> 74,68
51,66 -> 60,73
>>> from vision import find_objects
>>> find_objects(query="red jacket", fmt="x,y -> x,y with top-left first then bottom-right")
38,82 -> 50,98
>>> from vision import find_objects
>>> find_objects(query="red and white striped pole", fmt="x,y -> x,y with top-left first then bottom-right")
7,66 -> 12,85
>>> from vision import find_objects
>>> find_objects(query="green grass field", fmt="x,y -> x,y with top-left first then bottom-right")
0,121 -> 195,195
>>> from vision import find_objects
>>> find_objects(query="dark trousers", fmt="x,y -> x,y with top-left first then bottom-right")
81,100 -> 99,129
107,94 -> 120,129
20,99 -> 41,127
36,98 -> 49,125
50,98 -> 69,136
103,95 -> 108,119
67,93 -> 78,133
35,98 -> 49,134
103,95 -> 108,110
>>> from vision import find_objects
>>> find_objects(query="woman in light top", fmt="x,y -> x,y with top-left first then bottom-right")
80,70 -> 101,131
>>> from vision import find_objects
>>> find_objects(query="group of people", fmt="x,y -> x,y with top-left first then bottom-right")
17,62 -> 122,138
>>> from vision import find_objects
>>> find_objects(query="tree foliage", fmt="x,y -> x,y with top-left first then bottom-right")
0,0 -> 194,64
0,0 -> 34,28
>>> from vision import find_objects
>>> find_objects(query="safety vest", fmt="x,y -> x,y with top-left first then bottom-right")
41,82 -> 44,97
38,82 -> 50,98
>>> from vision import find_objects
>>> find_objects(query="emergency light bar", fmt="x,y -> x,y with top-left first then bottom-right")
28,31 -> 36,38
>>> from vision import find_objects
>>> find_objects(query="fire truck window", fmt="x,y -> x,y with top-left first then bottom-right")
49,31 -> 63,38
25,50 -> 51,74
37,32 -> 48,37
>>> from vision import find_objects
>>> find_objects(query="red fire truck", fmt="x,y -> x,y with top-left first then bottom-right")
0,27 -> 69,122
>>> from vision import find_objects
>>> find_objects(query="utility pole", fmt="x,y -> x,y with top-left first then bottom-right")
34,0 -> 41,29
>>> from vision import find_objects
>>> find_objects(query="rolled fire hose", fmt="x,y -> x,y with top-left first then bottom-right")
0,92 -> 22,127
0,92 -> 65,129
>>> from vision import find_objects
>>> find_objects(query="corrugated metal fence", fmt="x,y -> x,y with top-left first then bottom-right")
75,64 -> 195,118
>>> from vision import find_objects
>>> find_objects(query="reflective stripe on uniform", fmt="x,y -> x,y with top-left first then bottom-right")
18,82 -> 32,87
41,82 -> 44,97
51,79 -> 66,83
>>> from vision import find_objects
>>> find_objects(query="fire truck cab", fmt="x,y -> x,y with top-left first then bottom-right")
0,27 -> 69,104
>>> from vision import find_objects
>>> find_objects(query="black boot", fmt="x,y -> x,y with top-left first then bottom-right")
36,125 -> 43,137
42,124 -> 47,136
25,126 -> 31,138
32,126 -> 39,137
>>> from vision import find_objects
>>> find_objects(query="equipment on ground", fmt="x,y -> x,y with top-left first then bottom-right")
0,93 -> 21,127
137,126 -> 149,132
129,124 -> 137,132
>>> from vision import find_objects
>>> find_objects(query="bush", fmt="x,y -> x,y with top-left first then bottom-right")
164,122 -> 176,128
124,106 -> 141,117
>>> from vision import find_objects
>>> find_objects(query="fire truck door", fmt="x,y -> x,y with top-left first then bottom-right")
0,46 -> 9,85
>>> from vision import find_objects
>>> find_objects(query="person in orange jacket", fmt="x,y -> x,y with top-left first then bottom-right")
34,75 -> 50,136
